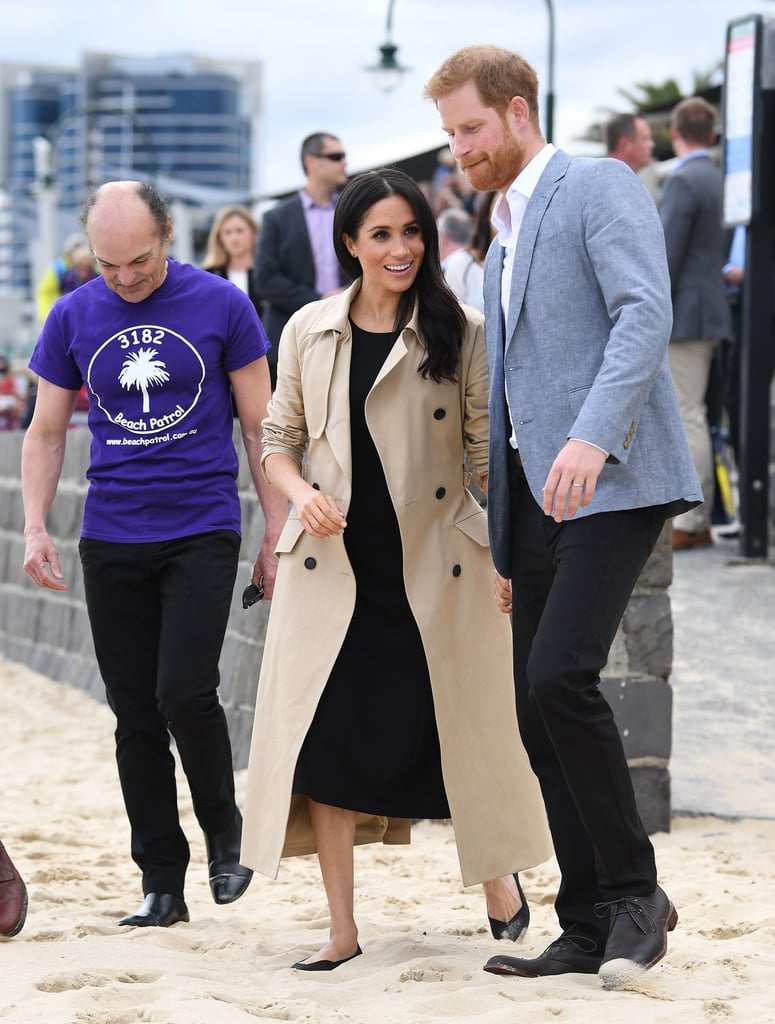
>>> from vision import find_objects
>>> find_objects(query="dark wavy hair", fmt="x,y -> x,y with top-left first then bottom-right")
333,168 -> 466,383
469,190 -> 498,264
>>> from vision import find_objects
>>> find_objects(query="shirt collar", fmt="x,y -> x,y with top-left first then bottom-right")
300,188 -> 336,211
492,143 -> 556,241
674,148 -> 709,169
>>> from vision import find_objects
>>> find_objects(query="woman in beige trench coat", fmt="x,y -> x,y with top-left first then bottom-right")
241,169 -> 551,970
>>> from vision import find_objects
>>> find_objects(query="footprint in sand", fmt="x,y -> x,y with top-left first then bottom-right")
35,970 -> 161,993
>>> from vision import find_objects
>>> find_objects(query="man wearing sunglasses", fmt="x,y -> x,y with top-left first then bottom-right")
256,133 -> 351,385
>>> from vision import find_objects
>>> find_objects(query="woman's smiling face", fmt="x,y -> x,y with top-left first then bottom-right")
344,195 -> 425,297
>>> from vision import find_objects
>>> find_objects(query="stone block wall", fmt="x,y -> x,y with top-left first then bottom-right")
601,524 -> 675,833
0,426 -> 675,831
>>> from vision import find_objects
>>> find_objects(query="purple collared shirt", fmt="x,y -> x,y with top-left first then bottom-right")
300,190 -> 339,295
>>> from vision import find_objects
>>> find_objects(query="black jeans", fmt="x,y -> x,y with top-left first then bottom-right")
507,459 -> 667,947
79,530 -> 240,896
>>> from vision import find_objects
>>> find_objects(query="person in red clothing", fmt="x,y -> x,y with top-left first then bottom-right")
0,357 -> 25,430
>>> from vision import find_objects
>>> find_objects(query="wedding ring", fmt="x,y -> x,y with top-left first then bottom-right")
572,482 -> 584,487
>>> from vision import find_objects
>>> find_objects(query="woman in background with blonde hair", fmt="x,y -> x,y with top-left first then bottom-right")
202,205 -> 264,321
203,206 -> 266,409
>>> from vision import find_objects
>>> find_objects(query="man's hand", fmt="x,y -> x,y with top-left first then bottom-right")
542,439 -> 607,523
23,528 -> 68,591
253,540 -> 279,601
495,571 -> 512,615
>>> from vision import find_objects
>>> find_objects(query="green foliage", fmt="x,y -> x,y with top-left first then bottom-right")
617,79 -> 683,110
576,62 -> 724,158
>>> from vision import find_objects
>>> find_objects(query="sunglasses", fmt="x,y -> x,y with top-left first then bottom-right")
312,151 -> 347,162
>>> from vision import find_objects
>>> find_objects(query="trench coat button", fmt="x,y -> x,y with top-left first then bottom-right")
304,557 -> 317,570
312,482 -> 320,490
452,564 -> 462,577
435,487 -> 446,499
433,408 -> 446,420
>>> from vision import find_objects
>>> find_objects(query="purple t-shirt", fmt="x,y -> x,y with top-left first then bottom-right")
30,260 -> 271,543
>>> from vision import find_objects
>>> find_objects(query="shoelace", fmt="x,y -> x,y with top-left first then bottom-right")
593,895 -> 656,935
552,932 -> 600,954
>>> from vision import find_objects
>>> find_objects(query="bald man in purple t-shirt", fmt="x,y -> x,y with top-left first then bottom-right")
22,181 -> 287,928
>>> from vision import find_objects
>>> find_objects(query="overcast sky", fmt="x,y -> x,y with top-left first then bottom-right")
1,0 -> 771,195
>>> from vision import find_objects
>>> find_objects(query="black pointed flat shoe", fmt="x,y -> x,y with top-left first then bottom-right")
205,808 -> 253,905
488,873 -> 530,942
119,892 -> 189,928
292,944 -> 363,971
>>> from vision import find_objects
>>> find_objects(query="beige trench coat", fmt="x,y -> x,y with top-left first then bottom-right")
241,283 -> 551,887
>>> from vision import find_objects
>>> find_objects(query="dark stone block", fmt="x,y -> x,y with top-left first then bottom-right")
617,593 -> 674,679
601,677 -> 672,760
633,523 -> 673,590
630,765 -> 671,834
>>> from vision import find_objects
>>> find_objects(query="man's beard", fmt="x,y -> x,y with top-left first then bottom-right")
460,128 -> 525,193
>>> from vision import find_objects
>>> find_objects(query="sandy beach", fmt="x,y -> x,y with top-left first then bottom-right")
1,652 -> 773,1024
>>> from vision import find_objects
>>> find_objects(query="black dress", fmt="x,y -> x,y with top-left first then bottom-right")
293,323 -> 450,819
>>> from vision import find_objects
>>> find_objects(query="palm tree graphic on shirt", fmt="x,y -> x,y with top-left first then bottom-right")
118,348 -> 170,414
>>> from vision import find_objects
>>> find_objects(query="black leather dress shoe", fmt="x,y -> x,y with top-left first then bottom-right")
119,892 -> 189,927
204,808 -> 253,905
0,841 -> 28,938
483,930 -> 603,977
488,873 -> 530,942
596,885 -> 678,986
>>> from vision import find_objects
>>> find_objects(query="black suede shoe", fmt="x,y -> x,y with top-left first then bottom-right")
204,808 -> 253,905
483,930 -> 603,977
119,892 -> 189,927
488,873 -> 530,942
596,885 -> 678,988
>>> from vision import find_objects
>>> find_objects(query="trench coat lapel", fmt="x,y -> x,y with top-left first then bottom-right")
372,330 -> 409,388
299,287 -> 357,488
324,331 -> 353,487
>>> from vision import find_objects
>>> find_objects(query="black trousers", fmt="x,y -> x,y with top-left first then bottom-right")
507,458 -> 667,947
79,530 -> 240,897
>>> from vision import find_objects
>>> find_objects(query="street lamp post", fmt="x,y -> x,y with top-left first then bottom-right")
545,0 -> 556,143
366,1 -> 556,140
365,0 -> 411,93
31,137 -> 61,293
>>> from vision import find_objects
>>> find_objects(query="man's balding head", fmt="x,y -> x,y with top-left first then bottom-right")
81,181 -> 173,303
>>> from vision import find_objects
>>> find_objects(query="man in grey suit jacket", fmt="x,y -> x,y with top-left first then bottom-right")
255,132 -> 350,385
426,46 -> 701,988
659,97 -> 733,550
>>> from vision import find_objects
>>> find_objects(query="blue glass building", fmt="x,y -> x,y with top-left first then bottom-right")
0,53 -> 261,316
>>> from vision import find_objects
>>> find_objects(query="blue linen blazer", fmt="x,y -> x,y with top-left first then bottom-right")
484,150 -> 702,578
